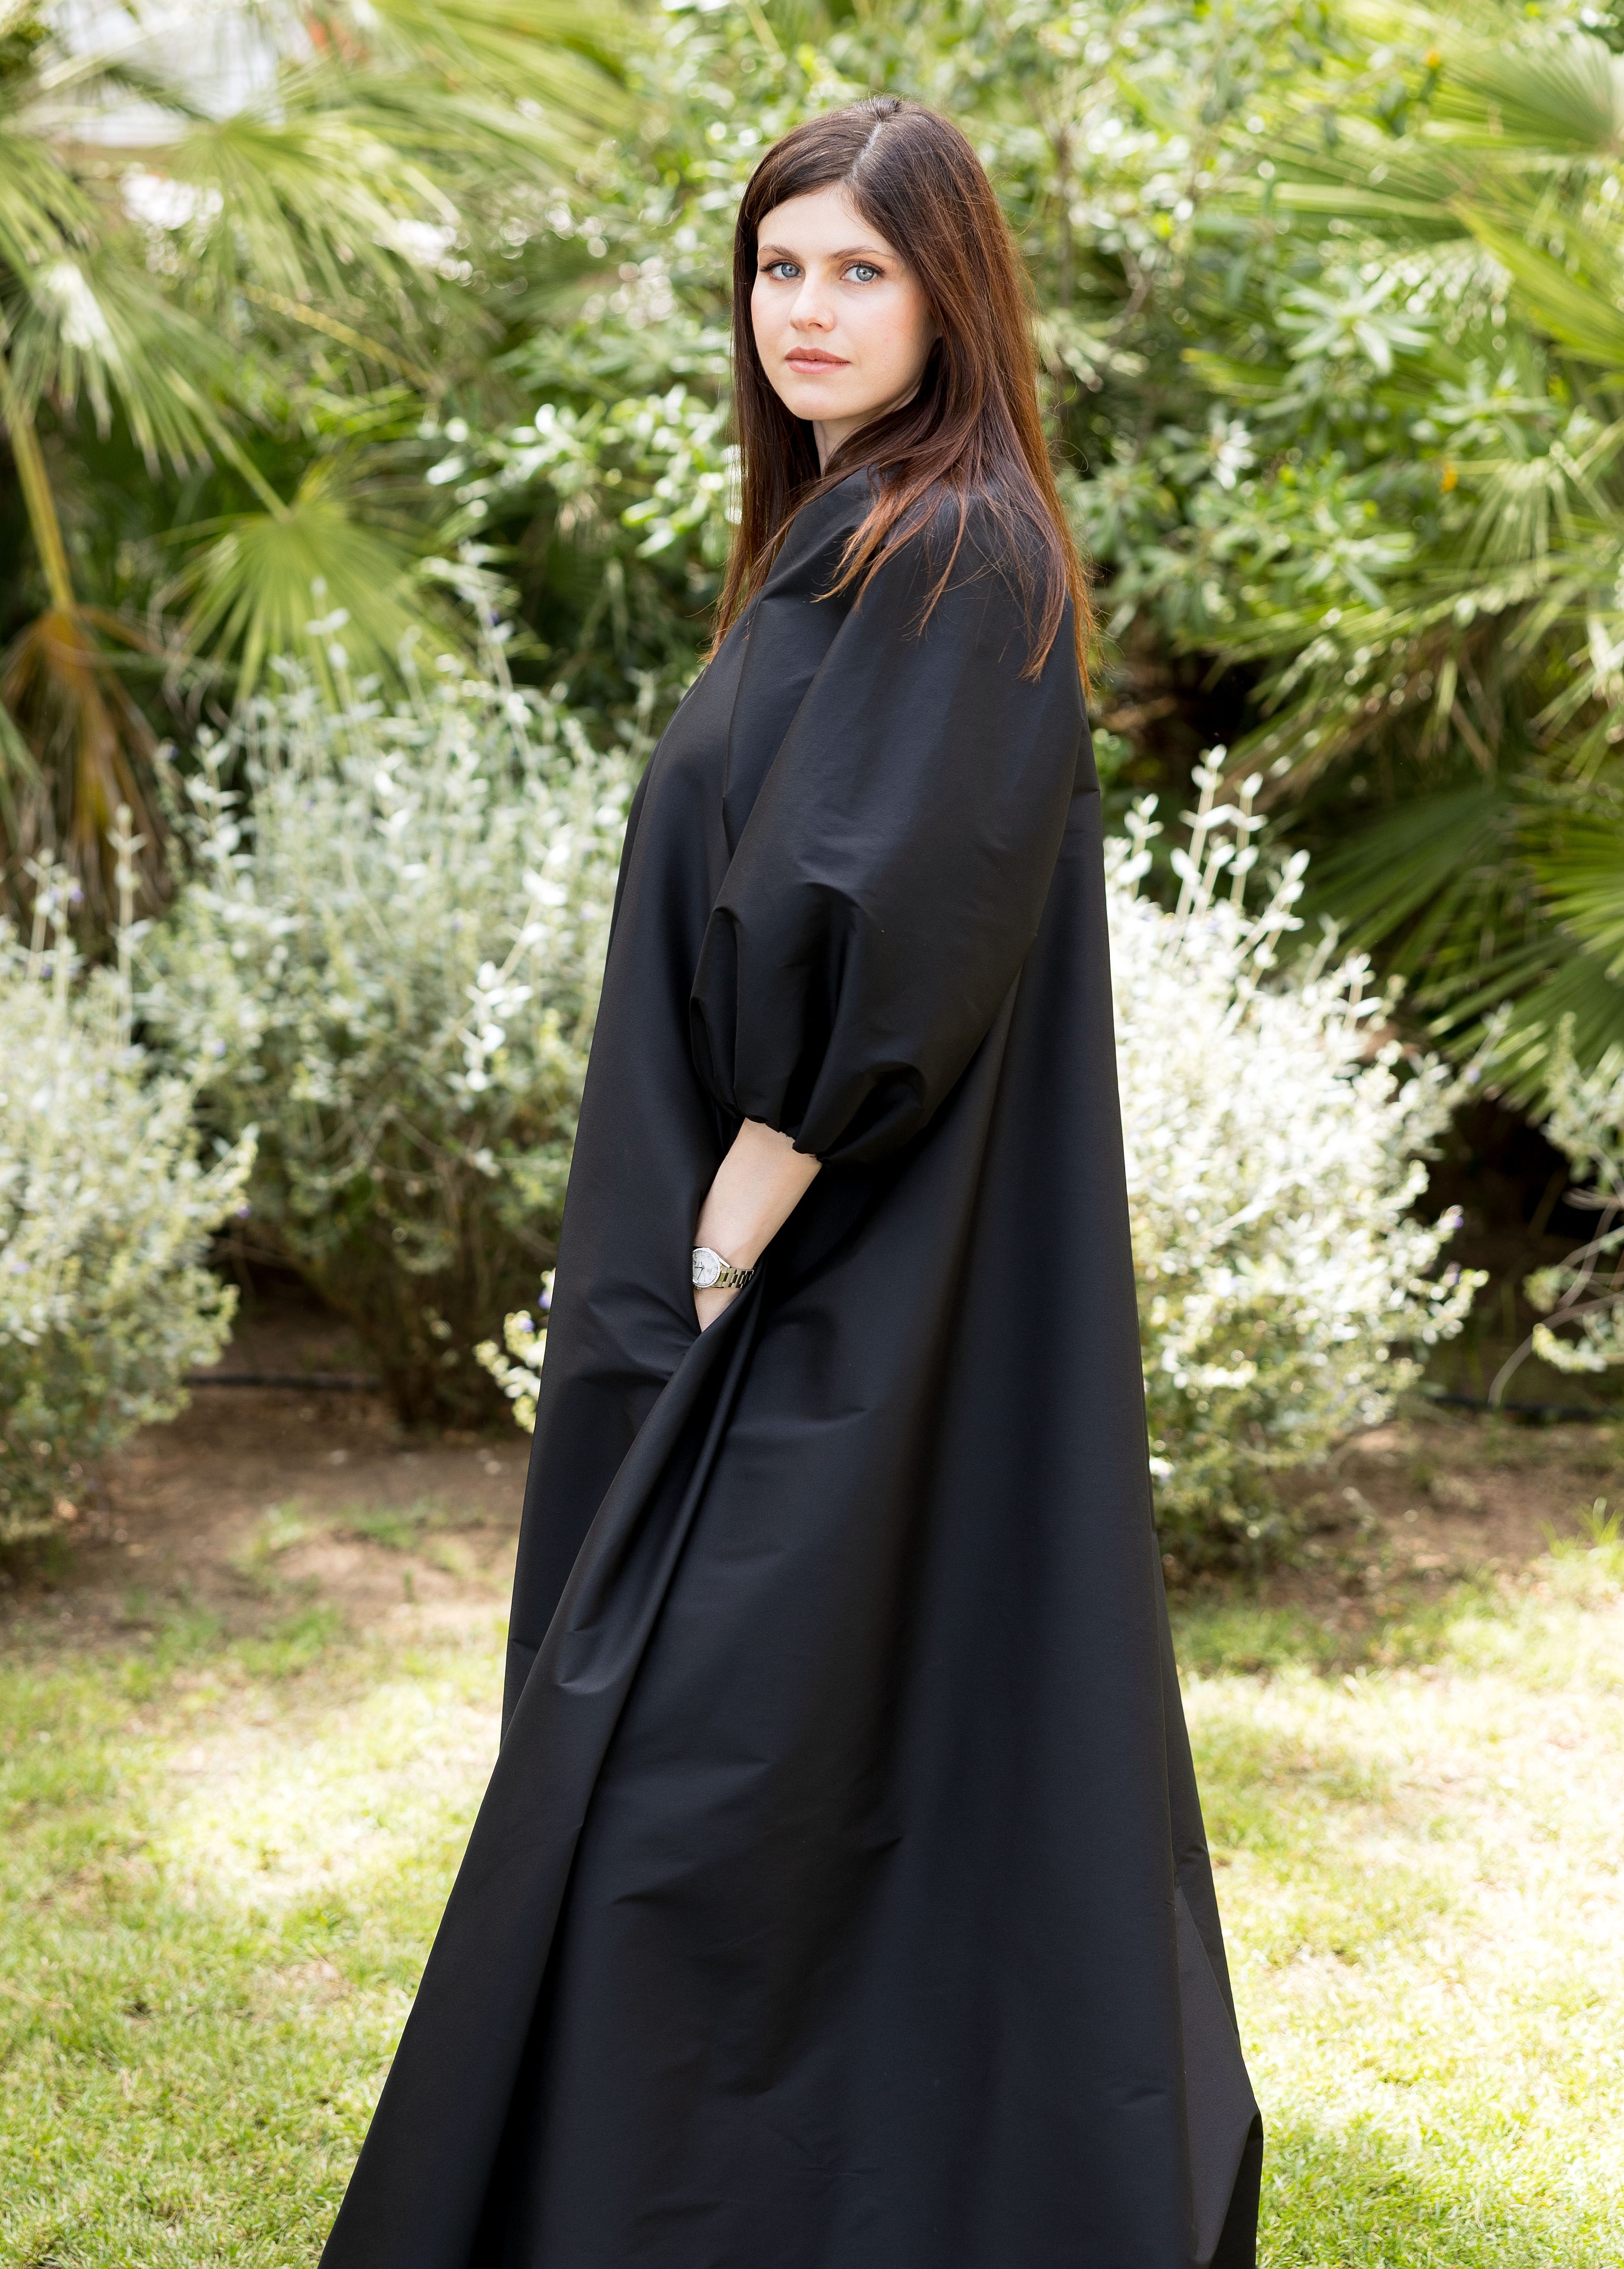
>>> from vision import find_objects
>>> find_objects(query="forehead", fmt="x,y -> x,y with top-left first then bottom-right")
755,182 -> 896,255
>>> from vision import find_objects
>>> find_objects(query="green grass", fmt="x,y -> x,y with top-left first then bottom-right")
2,1534 -> 1622,2264
1178,1527 -> 1624,2267
0,1598 -> 504,2266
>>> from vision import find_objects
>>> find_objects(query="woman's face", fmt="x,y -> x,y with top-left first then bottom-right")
751,183 -> 938,471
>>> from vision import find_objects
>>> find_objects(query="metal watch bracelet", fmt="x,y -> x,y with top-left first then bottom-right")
692,1245 -> 755,1292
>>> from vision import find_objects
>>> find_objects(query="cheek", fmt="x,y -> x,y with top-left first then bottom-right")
860,290 -> 933,378
749,281 -> 778,346
900,289 -> 937,373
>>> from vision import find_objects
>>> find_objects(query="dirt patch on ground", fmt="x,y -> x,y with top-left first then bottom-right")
1245,1409 -> 1623,1643
7,1380 -> 526,1647
1328,1413 -> 1619,1571
2,1302 -> 528,1649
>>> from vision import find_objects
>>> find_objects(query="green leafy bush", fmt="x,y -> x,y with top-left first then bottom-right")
0,861 -> 251,1544
1517,1027 -> 1624,1382
140,660 -> 633,1423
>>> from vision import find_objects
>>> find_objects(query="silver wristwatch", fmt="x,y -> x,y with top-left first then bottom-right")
692,1245 -> 755,1291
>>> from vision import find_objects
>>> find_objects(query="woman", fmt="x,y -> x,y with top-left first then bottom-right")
321,95 -> 1260,2269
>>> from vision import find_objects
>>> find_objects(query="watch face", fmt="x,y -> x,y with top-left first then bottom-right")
692,1248 -> 722,1289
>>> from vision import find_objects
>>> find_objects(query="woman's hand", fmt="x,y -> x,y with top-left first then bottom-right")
693,1119 -> 822,1328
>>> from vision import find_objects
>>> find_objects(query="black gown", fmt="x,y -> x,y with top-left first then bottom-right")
319,467 -> 1262,2269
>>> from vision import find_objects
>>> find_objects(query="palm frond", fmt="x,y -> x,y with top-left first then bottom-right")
1458,207 -> 1624,379
320,0 -> 630,112
172,459 -> 463,697
1236,124 -> 1481,238
0,605 -> 158,887
1310,780 -> 1513,960
237,284 -> 440,390
0,96 -> 91,277
1241,21 -> 1624,242
148,1 -> 630,298
351,0 -> 626,75
1529,809 -> 1624,981
159,82 -> 454,306
52,6 -> 632,364
1422,24 -> 1624,157
351,0 -> 632,129
4,240 -> 244,469
0,687 -> 43,850
1466,947 -> 1624,1105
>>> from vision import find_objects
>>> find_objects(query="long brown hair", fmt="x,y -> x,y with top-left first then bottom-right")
712,96 -> 1091,685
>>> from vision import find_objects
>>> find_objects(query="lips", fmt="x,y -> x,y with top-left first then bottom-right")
786,352 -> 846,369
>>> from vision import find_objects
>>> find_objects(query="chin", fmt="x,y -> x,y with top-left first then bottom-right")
779,379 -> 859,425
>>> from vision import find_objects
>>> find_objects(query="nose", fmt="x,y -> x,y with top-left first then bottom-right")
788,273 -> 835,332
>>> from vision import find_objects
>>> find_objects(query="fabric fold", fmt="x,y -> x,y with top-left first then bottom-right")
320,1289 -> 763,2269
1175,1888 -> 1262,2267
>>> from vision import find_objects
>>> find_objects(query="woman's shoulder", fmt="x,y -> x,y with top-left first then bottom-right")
763,469 -> 1069,652
896,481 -> 1058,586
755,467 -> 878,602
867,487 -> 1068,672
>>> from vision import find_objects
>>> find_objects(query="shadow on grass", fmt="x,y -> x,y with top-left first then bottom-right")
1170,1585 -> 1496,1680
1170,1527 -> 1624,1682
1262,2113 -> 1609,2269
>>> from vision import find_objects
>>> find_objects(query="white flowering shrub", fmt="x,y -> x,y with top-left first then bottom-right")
1519,1029 -> 1624,1379
476,387 -> 736,568
140,659 -> 634,1422
1,854 -> 252,1546
474,1272 -> 551,1434
1109,770 -> 1481,1564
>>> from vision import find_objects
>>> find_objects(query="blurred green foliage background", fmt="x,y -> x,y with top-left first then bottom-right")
8,0 -> 1624,1107
6,0 -> 1624,1446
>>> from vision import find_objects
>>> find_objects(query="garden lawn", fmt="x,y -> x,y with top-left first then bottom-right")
2,1528 -> 1621,2266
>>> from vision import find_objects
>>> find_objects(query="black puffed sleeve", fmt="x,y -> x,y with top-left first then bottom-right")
690,499 -> 1087,1165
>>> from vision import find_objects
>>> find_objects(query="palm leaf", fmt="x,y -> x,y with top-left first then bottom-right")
0,91 -> 90,277
350,0 -> 626,76
1529,809 -> 1624,981
1233,127 -> 1480,238
1310,781 -> 1513,963
158,80 -> 451,306
1421,24 -> 1624,157
172,460 -> 462,697
1240,24 -> 1624,240
1458,210 -> 1624,379
0,604 -> 158,886
150,3 -> 630,301
4,240 -> 245,469
346,0 -> 632,128
0,686 -> 43,850
1469,947 -> 1624,1104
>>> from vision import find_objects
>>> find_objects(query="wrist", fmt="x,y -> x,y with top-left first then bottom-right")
693,1279 -> 740,1330
692,1242 -> 755,1292
692,1211 -> 763,1273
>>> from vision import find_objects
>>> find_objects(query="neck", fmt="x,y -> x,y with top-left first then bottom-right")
812,374 -> 927,474
812,416 -> 862,474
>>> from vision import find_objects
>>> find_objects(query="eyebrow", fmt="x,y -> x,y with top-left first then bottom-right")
756,241 -> 895,262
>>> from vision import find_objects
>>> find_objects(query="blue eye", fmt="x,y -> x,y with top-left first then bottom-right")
847,264 -> 880,283
762,260 -> 800,280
